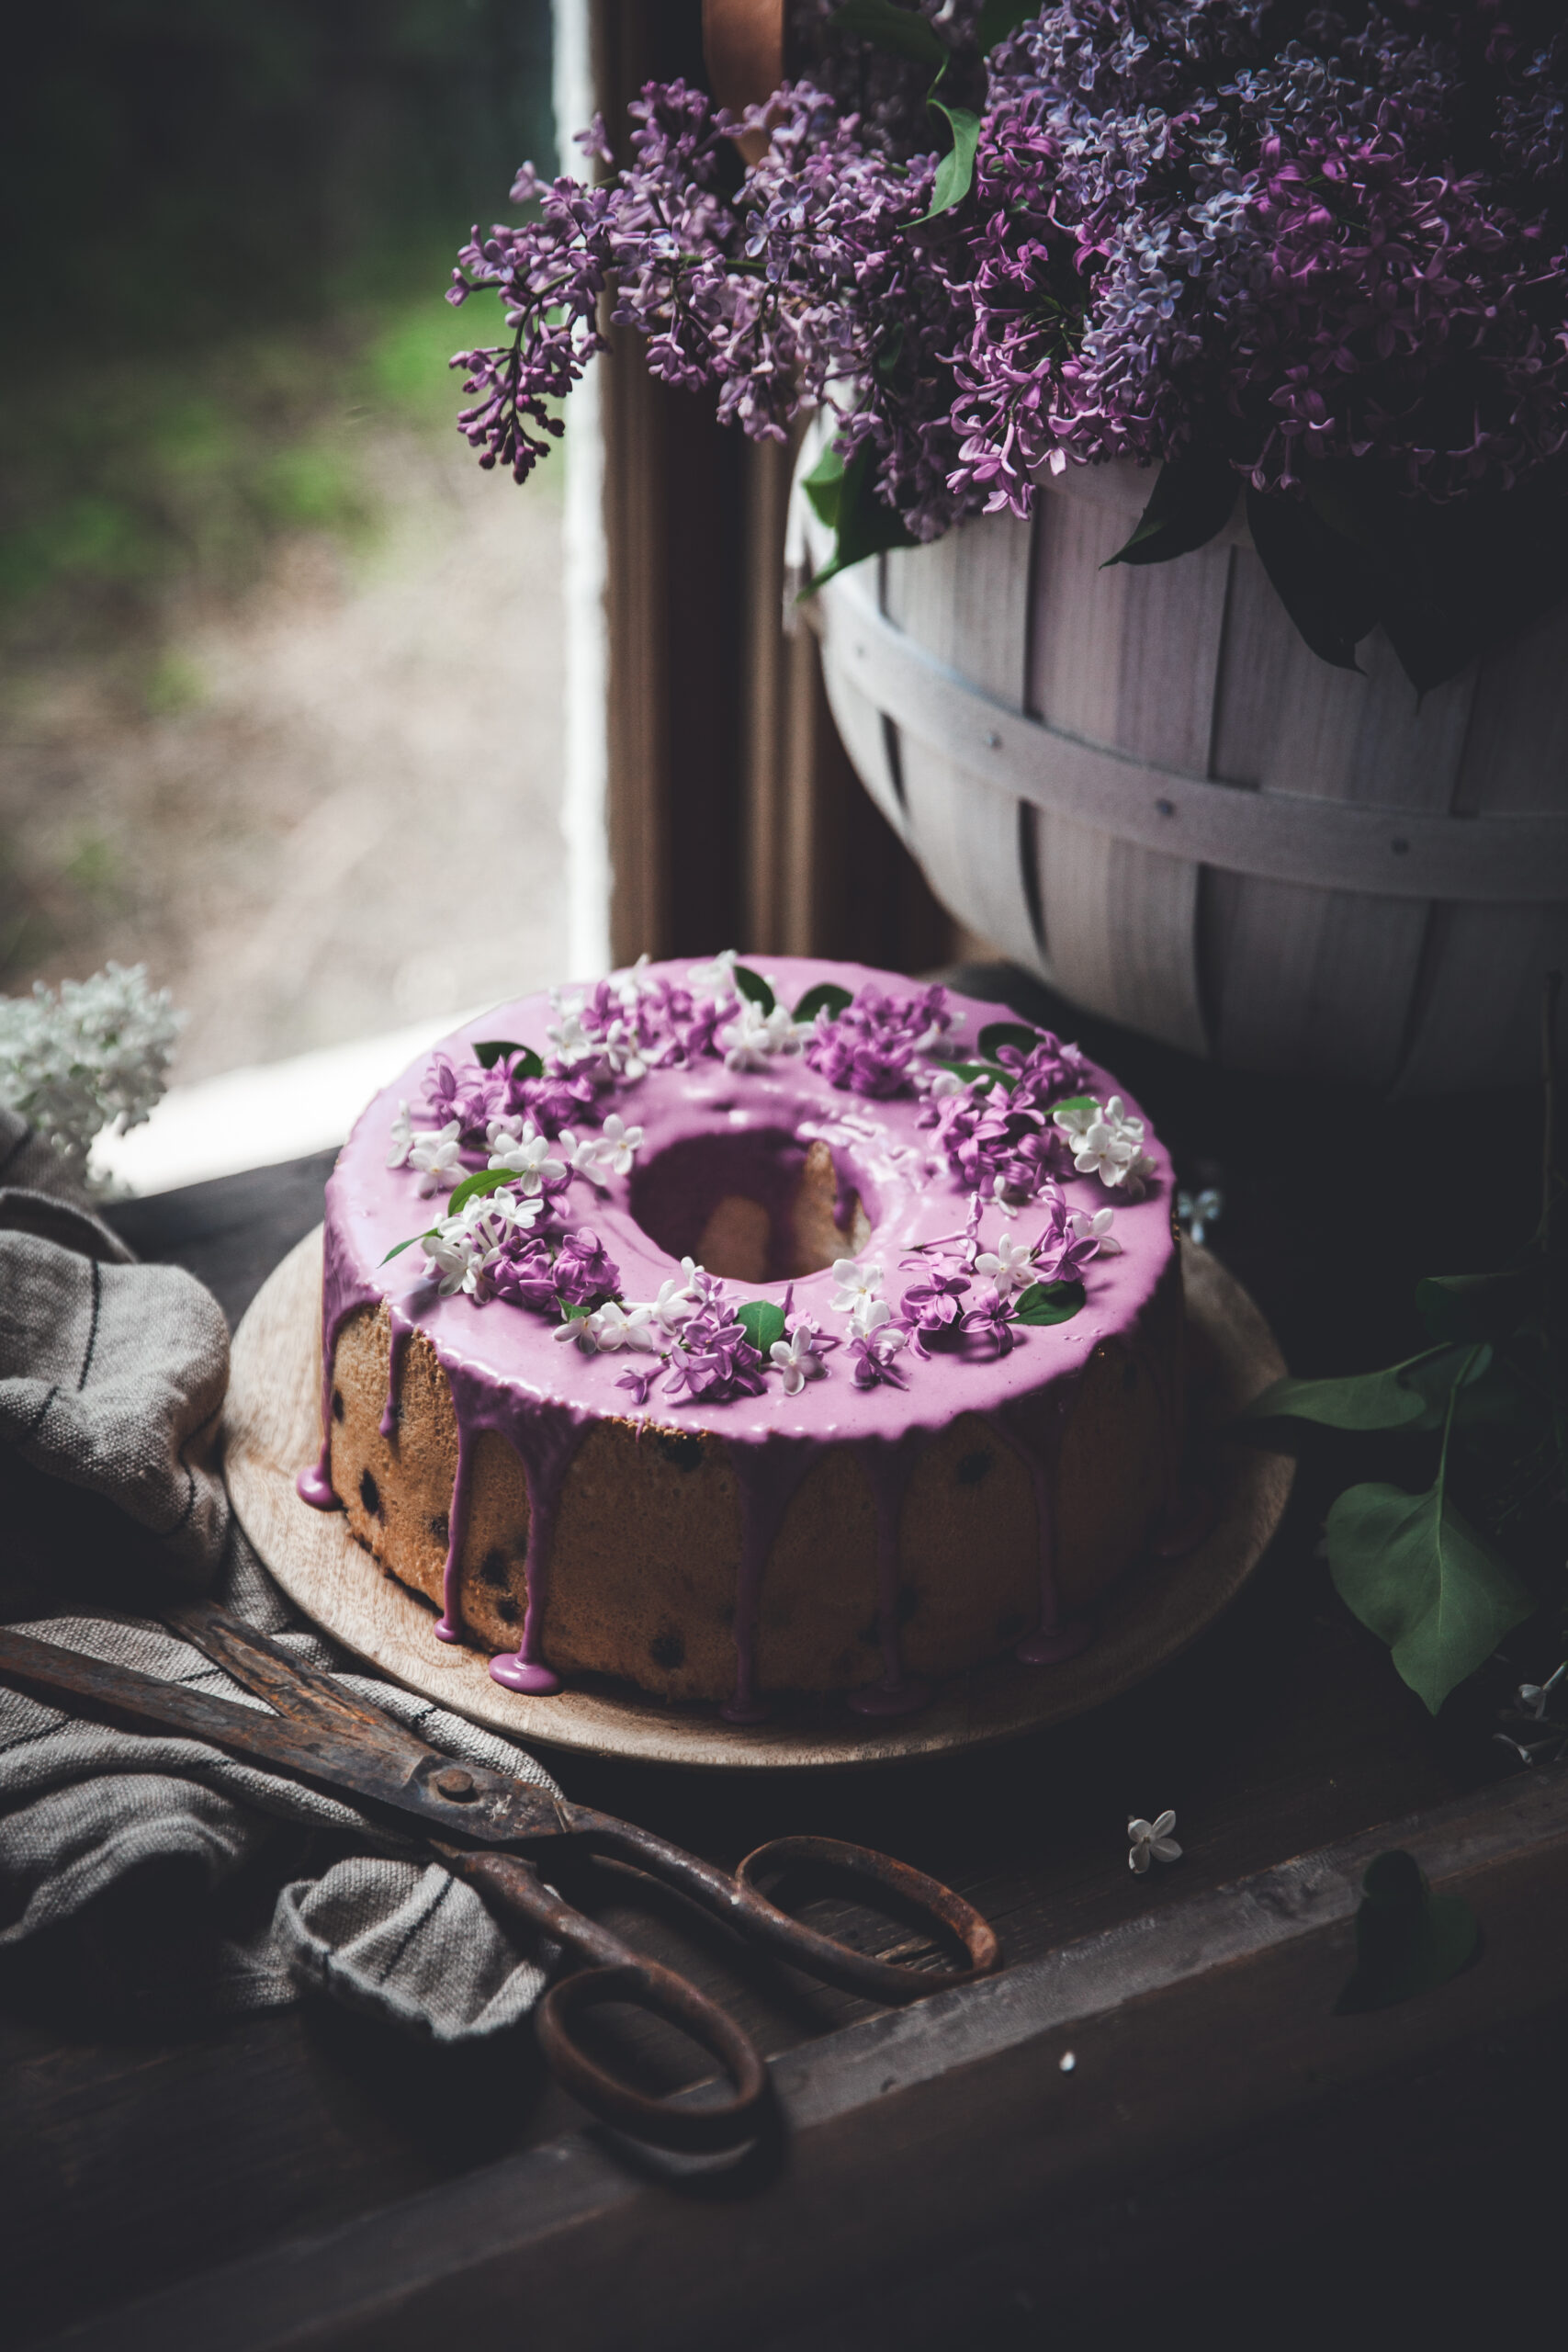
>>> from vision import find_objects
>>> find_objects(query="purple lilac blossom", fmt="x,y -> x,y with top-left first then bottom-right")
850,1323 -> 909,1387
552,1228 -> 622,1306
663,1274 -> 768,1402
488,1232 -> 561,1314
897,1267 -> 972,1355
451,6 -> 1568,528
805,982 -> 957,1097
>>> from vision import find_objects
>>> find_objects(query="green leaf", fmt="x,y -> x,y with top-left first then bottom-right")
1014,1279 -> 1086,1327
731,964 -> 775,1015
1333,1850 -> 1480,2015
471,1039 -> 543,1076
1415,1270 -> 1532,1345
800,442 -> 845,530
918,102 -> 980,220
445,1166 -> 518,1216
1050,1092 -> 1098,1121
738,1300 -> 787,1355
559,1298 -> 593,1320
379,1231 -> 435,1265
976,0 -> 1040,51
1246,1344 -> 1507,1435
1103,452 -> 1239,570
976,1021 -> 1043,1062
1245,488 -> 1381,672
794,981 -> 853,1023
803,443 -> 919,593
937,1057 -> 1009,1091
1325,1478 -> 1533,1713
830,0 -> 946,67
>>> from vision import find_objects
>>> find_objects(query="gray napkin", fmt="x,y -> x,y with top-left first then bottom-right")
0,1105 -> 562,2039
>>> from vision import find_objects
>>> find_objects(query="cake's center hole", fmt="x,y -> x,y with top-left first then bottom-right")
628,1130 -> 873,1285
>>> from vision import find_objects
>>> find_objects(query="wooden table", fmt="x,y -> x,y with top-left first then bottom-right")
6,966 -> 1565,2349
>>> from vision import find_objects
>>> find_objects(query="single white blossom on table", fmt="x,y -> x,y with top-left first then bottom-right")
567,1112 -> 644,1188
409,1119 -> 464,1195
387,1101 -> 415,1170
1127,1812 -> 1182,1873
851,1294 -> 897,1340
771,1320 -> 827,1396
1069,1205 -> 1121,1256
488,1122 -> 568,1195
975,1228 -> 1036,1299
1176,1187 -> 1224,1245
719,998 -> 805,1071
0,960 -> 182,1185
554,1298 -> 660,1353
648,1261 -> 704,1331
688,948 -> 739,997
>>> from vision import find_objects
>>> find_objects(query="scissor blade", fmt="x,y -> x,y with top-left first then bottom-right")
160,1597 -> 398,1736
0,1627 -> 570,1849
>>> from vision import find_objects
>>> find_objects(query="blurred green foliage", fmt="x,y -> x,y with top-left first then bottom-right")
1,0 -> 554,654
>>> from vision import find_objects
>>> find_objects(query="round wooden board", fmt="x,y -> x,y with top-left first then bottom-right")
224,1229 -> 1293,1771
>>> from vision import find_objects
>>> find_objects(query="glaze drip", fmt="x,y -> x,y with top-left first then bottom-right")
488,1401 -> 583,1696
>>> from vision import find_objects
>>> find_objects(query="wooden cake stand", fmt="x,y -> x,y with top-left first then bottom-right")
223,1230 -> 1293,1770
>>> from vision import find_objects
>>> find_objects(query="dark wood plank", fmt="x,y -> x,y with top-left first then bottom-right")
36,1770 -> 1568,2352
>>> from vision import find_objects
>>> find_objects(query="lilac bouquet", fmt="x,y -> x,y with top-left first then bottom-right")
448,3 -> 1568,685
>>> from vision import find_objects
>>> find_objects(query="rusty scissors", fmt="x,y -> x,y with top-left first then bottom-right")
0,1600 -> 998,2149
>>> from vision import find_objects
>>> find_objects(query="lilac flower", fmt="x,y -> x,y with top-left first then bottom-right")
806,983 -> 957,1098
617,1364 -> 659,1408
453,9 -> 1568,551
489,1232 -> 561,1314
551,1227 -> 622,1307
963,1278 -> 1019,1355
897,1267 -> 971,1355
663,1275 -> 768,1403
850,1322 -> 909,1388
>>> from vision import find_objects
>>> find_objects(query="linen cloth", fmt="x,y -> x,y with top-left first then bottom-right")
0,1106 -> 561,2038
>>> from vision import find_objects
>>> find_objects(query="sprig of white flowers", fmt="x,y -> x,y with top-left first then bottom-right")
1052,1095 -> 1156,1194
0,962 -> 182,1184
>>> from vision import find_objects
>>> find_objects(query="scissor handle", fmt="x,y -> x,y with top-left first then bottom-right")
536,1962 -> 771,2153
442,1847 -> 773,2152
734,1835 -> 1000,2004
569,1812 -> 1001,2006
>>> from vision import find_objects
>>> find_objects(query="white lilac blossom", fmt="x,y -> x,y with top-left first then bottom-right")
974,1228 -> 1037,1301
1069,1206 -> 1121,1257
554,1299 -> 660,1354
719,998 -> 805,1071
830,1259 -> 885,1323
488,1123 -> 569,1195
1128,1812 -> 1182,1874
565,1112 -> 644,1189
649,1261 -> 705,1332
409,1119 -> 465,1196
1055,1097 -> 1156,1194
0,961 -> 181,1182
687,948 -> 740,998
387,1102 -> 415,1170
770,1320 -> 828,1396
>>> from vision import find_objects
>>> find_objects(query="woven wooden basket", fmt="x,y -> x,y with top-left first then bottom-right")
795,437 -> 1568,1093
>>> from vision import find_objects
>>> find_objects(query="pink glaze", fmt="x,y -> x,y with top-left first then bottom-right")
301,956 -> 1179,1719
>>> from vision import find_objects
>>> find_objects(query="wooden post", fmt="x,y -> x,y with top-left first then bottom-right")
591,0 -> 954,973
